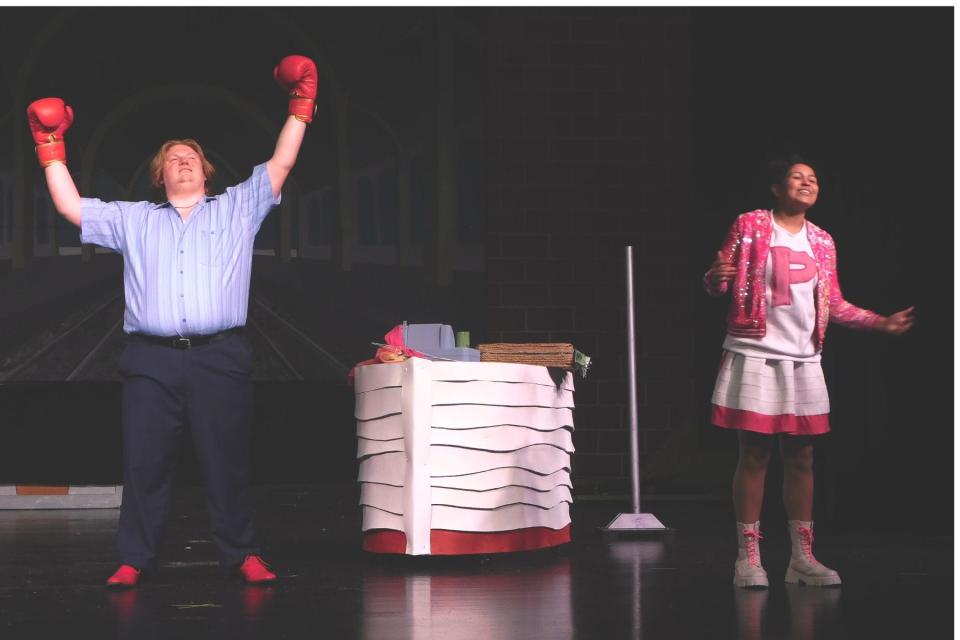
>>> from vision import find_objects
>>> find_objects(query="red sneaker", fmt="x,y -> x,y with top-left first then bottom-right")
239,555 -> 277,585
106,564 -> 141,588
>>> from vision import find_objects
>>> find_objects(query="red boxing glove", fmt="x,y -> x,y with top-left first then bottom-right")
273,55 -> 318,123
27,97 -> 74,167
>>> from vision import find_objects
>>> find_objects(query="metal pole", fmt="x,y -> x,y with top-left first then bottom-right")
600,246 -> 667,533
625,245 -> 641,513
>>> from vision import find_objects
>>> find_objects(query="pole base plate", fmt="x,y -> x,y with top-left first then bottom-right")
601,512 -> 668,532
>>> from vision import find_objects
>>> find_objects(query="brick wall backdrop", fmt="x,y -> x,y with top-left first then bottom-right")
484,9 -> 695,496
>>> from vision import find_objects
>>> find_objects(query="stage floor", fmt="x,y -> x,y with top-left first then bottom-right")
0,485 -> 950,639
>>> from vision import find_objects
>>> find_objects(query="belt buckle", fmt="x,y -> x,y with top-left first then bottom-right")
173,337 -> 192,349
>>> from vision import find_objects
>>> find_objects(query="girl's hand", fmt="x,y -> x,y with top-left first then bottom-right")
880,306 -> 915,335
706,251 -> 736,287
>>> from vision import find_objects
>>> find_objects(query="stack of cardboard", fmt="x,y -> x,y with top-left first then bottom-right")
477,343 -> 575,369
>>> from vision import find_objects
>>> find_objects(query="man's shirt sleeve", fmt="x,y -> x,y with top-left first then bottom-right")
224,162 -> 282,235
80,197 -> 128,254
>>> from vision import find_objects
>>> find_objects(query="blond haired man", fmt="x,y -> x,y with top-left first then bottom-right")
27,55 -> 318,587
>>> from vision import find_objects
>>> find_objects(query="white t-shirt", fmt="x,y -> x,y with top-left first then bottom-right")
723,216 -> 820,361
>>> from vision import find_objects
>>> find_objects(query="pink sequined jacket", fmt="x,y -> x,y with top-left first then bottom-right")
704,209 -> 883,353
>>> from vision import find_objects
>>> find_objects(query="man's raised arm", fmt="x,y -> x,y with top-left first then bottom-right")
27,98 -> 81,228
266,55 -> 317,199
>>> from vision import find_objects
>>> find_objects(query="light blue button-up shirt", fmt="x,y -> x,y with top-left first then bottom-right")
80,163 -> 280,337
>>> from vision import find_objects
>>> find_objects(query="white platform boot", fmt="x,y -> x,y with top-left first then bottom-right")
734,521 -> 769,588
784,520 -> 842,586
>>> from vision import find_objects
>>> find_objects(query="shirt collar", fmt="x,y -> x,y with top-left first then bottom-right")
152,195 -> 215,210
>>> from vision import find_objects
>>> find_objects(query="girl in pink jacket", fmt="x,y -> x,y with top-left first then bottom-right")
703,155 -> 914,589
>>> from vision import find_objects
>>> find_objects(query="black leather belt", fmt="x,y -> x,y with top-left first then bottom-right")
132,327 -> 245,350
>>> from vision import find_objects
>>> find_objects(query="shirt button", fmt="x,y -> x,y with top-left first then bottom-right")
182,319 -> 187,323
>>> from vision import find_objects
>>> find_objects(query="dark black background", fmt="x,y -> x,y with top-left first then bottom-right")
0,8 -> 951,530
689,8 -> 952,528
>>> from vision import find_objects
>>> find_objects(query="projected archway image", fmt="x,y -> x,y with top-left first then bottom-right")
0,7 -> 485,382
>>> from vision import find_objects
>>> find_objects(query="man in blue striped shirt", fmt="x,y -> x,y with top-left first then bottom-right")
27,55 -> 320,587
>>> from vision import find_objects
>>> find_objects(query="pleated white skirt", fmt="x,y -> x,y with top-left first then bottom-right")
711,350 -> 830,435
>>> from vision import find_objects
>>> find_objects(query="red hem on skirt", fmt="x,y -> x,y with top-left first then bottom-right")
362,526 -> 571,555
712,405 -> 830,435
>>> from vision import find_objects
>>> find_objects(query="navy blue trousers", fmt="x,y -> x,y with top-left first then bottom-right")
116,333 -> 259,570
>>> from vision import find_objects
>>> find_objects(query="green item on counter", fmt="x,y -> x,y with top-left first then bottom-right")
573,350 -> 592,379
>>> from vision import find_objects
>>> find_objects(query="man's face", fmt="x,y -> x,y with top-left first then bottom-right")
161,144 -> 205,195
